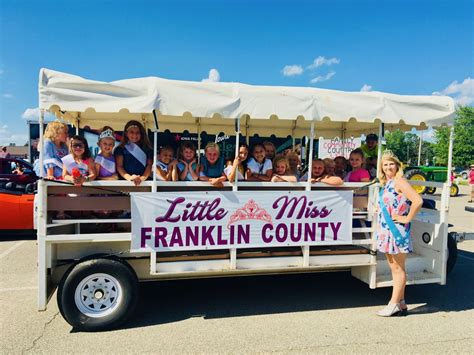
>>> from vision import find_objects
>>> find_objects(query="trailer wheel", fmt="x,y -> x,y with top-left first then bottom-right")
450,184 -> 459,197
405,169 -> 427,194
58,258 -> 138,332
446,233 -> 458,274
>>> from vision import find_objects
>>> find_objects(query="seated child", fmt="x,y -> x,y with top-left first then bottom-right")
156,146 -> 178,181
284,150 -> 301,178
247,143 -> 273,181
262,141 -> 276,161
62,135 -> 96,186
225,143 -> 249,182
366,156 -> 378,179
323,158 -> 336,176
199,142 -> 226,186
177,142 -> 199,181
271,156 -> 297,182
345,148 -> 371,182
115,120 -> 153,186
43,121 -> 69,180
334,156 -> 348,179
300,159 -> 343,185
95,126 -> 118,180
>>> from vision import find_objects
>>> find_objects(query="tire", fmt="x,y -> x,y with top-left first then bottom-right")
446,233 -> 458,274
57,257 -> 138,332
425,187 -> 436,194
405,169 -> 427,194
450,184 -> 459,197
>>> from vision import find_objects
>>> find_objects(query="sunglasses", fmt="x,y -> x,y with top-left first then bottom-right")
72,143 -> 85,149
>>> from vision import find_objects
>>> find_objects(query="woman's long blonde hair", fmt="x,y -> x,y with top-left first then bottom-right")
378,150 -> 404,185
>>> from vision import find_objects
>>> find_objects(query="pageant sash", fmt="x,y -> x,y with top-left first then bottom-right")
125,142 -> 147,167
378,187 -> 410,248
62,154 -> 88,175
95,155 -> 116,175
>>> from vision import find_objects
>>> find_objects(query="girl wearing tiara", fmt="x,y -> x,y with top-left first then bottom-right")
95,126 -> 118,180
115,120 -> 153,186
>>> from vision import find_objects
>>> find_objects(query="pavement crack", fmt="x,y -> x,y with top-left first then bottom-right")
24,311 -> 60,353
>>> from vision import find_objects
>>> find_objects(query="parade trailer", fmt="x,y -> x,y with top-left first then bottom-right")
37,68 -> 457,331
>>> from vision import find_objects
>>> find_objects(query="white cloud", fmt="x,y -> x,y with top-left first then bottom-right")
2,93 -> 14,98
307,56 -> 340,70
202,68 -> 221,82
0,125 -> 28,146
22,107 -> 41,120
282,65 -> 304,77
432,77 -> 474,106
310,71 -> 336,84
360,84 -> 372,92
21,107 -> 58,121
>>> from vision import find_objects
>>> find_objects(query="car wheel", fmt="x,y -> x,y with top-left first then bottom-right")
57,257 -> 138,332
405,169 -> 427,194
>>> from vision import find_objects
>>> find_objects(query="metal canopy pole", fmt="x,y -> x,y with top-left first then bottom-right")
152,111 -> 159,192
376,123 -> 384,177
233,118 -> 241,192
37,108 -> 47,310
445,126 -> 455,208
75,113 -> 80,135
417,131 -> 423,166
197,117 -> 202,165
302,120 -> 315,267
447,127 -> 454,183
306,121 -> 315,191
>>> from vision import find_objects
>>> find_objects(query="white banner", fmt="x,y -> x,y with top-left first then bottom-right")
318,136 -> 361,159
131,191 -> 353,252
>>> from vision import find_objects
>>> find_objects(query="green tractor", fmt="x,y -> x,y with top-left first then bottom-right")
404,166 -> 459,197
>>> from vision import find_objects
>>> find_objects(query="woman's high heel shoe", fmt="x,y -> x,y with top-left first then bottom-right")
377,303 -> 402,317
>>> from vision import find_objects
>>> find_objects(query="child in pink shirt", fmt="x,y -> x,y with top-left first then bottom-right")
345,148 -> 371,182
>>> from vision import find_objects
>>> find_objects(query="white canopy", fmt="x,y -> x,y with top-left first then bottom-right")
39,68 -> 455,137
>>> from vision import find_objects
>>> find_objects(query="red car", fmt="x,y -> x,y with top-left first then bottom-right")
0,183 -> 35,230
0,158 -> 38,187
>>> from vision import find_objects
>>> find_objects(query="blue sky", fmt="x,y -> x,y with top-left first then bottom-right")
1,0 -> 473,145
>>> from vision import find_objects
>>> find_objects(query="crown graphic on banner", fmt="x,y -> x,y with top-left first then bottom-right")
227,199 -> 272,228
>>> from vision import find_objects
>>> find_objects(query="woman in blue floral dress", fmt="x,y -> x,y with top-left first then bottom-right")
376,151 -> 422,317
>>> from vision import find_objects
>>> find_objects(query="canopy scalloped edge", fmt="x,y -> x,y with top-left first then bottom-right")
40,68 -> 455,135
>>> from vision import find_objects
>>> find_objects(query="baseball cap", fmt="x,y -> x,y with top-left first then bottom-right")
366,133 -> 378,142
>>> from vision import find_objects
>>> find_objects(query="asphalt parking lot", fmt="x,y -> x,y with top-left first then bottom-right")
1,186 -> 473,353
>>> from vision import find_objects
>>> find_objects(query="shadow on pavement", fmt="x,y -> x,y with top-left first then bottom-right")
0,231 -> 36,241
118,249 -> 473,330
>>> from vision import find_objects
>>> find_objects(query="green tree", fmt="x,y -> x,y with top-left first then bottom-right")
434,106 -> 474,167
385,130 -> 419,164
